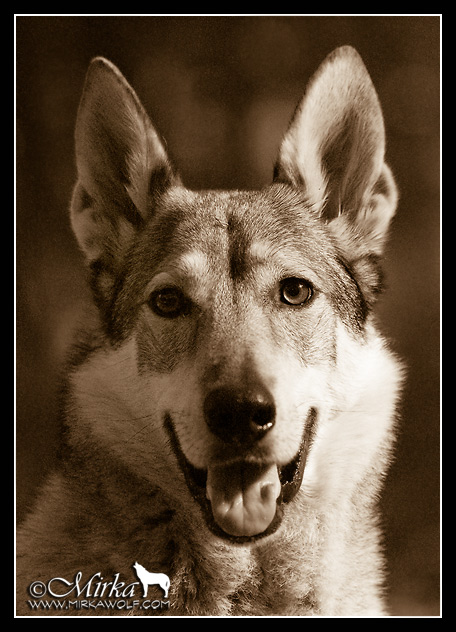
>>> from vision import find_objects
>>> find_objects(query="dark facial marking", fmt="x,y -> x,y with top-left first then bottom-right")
227,213 -> 250,282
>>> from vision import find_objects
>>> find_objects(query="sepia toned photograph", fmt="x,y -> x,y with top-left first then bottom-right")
15,15 -> 440,617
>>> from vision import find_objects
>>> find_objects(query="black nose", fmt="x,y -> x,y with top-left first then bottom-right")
204,385 -> 276,445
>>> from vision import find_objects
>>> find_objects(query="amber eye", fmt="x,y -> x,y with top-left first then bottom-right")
280,278 -> 313,306
148,287 -> 190,319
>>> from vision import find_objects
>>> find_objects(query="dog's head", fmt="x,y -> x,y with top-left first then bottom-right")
70,48 -> 398,542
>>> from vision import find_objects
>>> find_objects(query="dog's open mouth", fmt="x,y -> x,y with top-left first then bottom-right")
164,408 -> 316,543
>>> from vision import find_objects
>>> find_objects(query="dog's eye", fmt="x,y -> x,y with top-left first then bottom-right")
148,287 -> 190,319
280,278 -> 313,306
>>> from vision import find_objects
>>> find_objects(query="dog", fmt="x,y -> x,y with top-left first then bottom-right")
133,562 -> 170,599
16,46 -> 403,616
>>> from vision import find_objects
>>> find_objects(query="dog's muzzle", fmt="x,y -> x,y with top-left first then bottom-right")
203,385 -> 278,538
203,385 -> 276,445
164,400 -> 317,544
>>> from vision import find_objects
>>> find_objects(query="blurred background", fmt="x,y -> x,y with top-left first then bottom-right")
16,16 -> 440,616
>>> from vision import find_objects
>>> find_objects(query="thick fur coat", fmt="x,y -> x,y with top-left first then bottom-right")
17,47 -> 403,616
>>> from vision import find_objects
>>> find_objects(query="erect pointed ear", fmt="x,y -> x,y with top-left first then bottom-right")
274,46 -> 398,255
70,57 -> 178,265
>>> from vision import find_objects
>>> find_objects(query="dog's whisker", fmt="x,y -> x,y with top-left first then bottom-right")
124,420 -> 156,444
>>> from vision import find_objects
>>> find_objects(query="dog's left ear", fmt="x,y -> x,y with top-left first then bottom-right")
275,46 -> 398,255
70,57 -> 178,265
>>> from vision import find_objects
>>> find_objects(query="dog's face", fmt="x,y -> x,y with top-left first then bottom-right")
69,48 -> 398,542
113,186 -> 351,540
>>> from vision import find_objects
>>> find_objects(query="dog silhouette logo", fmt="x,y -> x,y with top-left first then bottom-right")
133,562 -> 170,599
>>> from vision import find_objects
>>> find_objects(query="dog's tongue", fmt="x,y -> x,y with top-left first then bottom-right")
206,462 -> 281,537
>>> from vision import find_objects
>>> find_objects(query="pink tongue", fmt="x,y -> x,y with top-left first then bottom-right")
206,462 -> 281,537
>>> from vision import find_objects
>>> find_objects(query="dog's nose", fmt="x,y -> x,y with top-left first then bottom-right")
204,385 -> 275,445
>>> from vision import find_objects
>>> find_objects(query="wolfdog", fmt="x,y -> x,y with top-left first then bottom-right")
16,46 -> 403,616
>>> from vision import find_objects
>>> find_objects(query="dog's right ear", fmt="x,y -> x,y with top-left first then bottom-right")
70,57 -> 177,265
274,46 -> 397,256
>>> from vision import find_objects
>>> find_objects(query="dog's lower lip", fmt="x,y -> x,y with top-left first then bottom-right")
164,409 -> 316,542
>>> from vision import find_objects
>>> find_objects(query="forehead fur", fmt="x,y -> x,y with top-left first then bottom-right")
105,183 -> 367,342
144,184 -> 328,268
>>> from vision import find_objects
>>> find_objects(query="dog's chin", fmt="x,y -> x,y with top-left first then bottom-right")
164,409 -> 317,544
